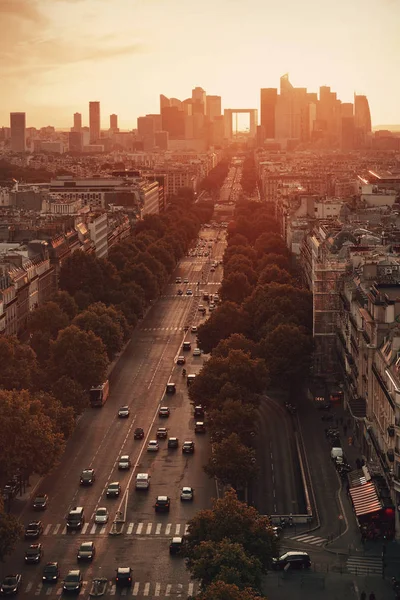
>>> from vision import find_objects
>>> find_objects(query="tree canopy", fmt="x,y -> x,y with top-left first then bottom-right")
0,336 -> 38,391
204,433 -> 258,488
196,581 -> 264,600
196,303 -> 248,354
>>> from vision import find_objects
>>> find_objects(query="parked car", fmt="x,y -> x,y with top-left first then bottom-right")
272,551 -> 311,570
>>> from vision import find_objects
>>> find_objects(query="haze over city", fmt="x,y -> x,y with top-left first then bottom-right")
1,0 -> 400,128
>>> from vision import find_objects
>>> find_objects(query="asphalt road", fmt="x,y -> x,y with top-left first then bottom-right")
0,225 -> 226,598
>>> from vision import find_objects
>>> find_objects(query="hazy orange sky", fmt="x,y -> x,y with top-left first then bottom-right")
1,0 -> 399,129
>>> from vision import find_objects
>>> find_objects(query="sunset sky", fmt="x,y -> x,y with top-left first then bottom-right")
1,0 -> 399,129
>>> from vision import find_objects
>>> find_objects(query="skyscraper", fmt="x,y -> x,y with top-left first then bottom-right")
206,96 -> 222,121
260,88 -> 277,138
89,101 -> 100,143
10,112 -> 26,152
192,87 -> 206,115
354,94 -> 371,134
160,94 -> 170,112
110,114 -> 118,132
73,112 -> 82,132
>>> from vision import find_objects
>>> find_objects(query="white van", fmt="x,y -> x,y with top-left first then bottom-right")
135,473 -> 150,490
331,447 -> 343,461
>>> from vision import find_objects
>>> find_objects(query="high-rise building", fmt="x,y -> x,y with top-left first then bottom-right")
10,112 -> 26,152
161,106 -> 185,139
69,131 -> 83,152
73,112 -> 82,132
206,96 -> 221,121
160,94 -> 170,112
341,103 -> 354,119
260,88 -> 277,138
146,114 -> 162,131
155,131 -> 169,150
354,94 -> 371,134
110,114 -> 118,132
137,116 -> 155,137
341,117 -> 355,150
192,87 -> 206,115
89,101 -> 100,143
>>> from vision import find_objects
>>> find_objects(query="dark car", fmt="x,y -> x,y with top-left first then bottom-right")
63,570 -> 83,593
194,406 -> 205,418
155,496 -> 170,512
272,551 -> 311,570
165,382 -> 176,394
115,567 -> 133,588
182,441 -> 195,454
42,562 -> 60,583
168,437 -> 179,449
32,494 -> 48,510
182,341 -> 191,351
77,541 -> 96,561
0,574 -> 22,595
80,468 -> 95,486
24,521 -> 43,540
106,482 -> 121,498
159,406 -> 170,418
195,421 -> 206,433
169,537 -> 183,555
177,289 -> 183,296
156,427 -> 168,439
176,356 -> 186,365
134,427 -> 144,440
24,543 -> 43,564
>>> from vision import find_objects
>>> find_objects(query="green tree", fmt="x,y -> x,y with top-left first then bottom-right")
27,301 -> 70,339
147,242 -> 176,274
32,390 -> 75,440
197,581 -> 264,600
224,245 -> 257,267
0,336 -> 38,391
208,400 -> 257,445
121,263 -> 158,302
0,389 -> 66,480
49,325 -> 109,390
89,302 -> 130,340
227,233 -> 249,247
259,324 -> 313,391
184,489 -> 277,571
257,252 -> 291,273
188,538 -> 263,591
0,502 -> 24,562
73,309 -> 123,360
258,265 -> 293,286
50,290 -> 79,319
51,375 -> 88,416
213,334 -> 259,359
254,232 -> 288,257
219,272 -> 253,304
204,433 -> 258,488
196,303 -> 248,354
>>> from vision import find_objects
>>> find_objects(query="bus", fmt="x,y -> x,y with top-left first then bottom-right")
89,380 -> 110,407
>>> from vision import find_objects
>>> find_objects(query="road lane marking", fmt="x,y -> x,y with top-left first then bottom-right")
184,524 -> 189,535
25,583 -> 33,593
100,525 -> 107,534
126,522 -> 134,534
90,524 -> 96,534
53,524 -> 60,534
109,584 -> 116,595
188,583 -> 194,595
146,523 -> 152,535
34,583 -> 43,595
154,582 -> 161,596
177,583 -> 183,596
165,523 -> 171,535
132,581 -> 140,596
81,523 -> 89,534
155,523 -> 162,534
44,524 -> 51,535
46,587 -> 52,595
165,583 -> 171,596
175,524 -> 181,535
136,522 -> 143,534
143,582 -> 150,596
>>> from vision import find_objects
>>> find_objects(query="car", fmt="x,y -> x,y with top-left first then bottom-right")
199,306 -> 206,315
177,289 -> 183,295
175,277 -> 182,284
182,441 -> 195,454
42,562 -> 60,583
182,341 -> 191,351
166,382 -> 176,394
134,427 -> 144,440
183,278 -> 189,284
202,293 -> 209,301
115,567 -> 133,588
186,289 -> 193,295
25,543 -> 43,564
155,495 -> 170,512
198,304 -> 205,312
194,405 -> 205,418
94,507 -> 109,524
156,427 -> 168,439
195,421 -> 206,433
180,487 -> 194,501
32,494 -> 48,510
80,468 -> 95,486
147,440 -> 159,452
193,348 -> 201,356
118,455 -> 131,469
168,437 -> 179,449
0,574 -> 22,595
191,326 -> 198,333
63,570 -> 83,593
169,536 -> 183,555
176,355 -> 186,365
77,541 -> 96,561
118,406 -> 130,418
272,551 -> 311,570
210,267 -> 215,272
214,294 -> 220,303
24,521 -> 43,539
159,406 -> 170,418
106,482 -> 121,498
209,304 -> 216,312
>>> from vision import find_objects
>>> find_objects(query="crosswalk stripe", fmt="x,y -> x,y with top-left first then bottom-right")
184,524 -> 189,535
165,523 -> 171,535
143,582 -> 150,596
154,582 -> 161,596
34,583 -> 42,595
53,524 -> 60,535
25,583 -> 33,593
62,526 -> 67,535
100,525 -> 107,534
81,522 -> 89,534
175,524 -> 181,535
188,583 -> 194,595
56,587 -> 62,595
45,587 -> 52,595
165,584 -> 171,597
136,522 -> 143,535
347,556 -> 382,575
90,524 -> 96,534
146,523 -> 152,535
126,522 -> 134,534
132,581 -> 140,596
44,524 -> 51,535
155,523 -> 162,534
109,584 -> 116,596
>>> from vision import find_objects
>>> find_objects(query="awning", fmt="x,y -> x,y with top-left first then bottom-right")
348,467 -> 371,488
349,481 -> 382,517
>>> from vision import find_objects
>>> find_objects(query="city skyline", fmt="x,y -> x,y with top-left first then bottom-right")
1,0 -> 400,129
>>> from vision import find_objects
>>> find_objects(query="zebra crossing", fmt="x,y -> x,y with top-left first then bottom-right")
139,326 -> 199,332
21,580 -> 198,597
43,521 -> 189,537
347,555 -> 383,576
288,533 -> 327,547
